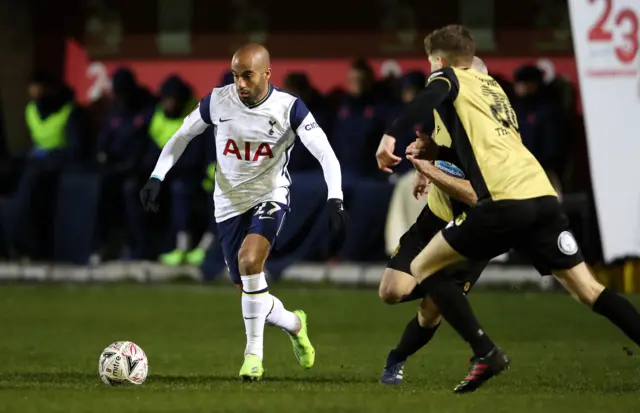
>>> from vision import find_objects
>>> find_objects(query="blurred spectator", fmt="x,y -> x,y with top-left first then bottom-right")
284,72 -> 331,130
96,67 -> 155,170
332,58 -> 388,180
546,76 -> 577,121
399,71 -> 426,104
282,72 -> 331,172
219,70 -> 234,87
512,65 -> 567,196
125,75 -> 207,264
545,76 -> 577,189
25,71 -> 87,163
94,67 -> 156,259
194,157 -> 219,265
387,70 -> 428,176
7,72 -> 88,259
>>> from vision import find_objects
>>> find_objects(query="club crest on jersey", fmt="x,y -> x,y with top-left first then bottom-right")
268,119 -> 276,135
432,125 -> 441,138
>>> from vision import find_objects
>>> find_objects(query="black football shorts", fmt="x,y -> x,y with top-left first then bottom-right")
387,205 -> 487,292
442,196 -> 584,275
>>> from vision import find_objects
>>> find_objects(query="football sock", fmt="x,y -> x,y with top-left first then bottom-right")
420,273 -> 494,357
196,232 -> 215,250
388,315 -> 440,363
240,272 -> 270,360
592,288 -> 640,346
266,295 -> 301,335
399,284 -> 424,303
176,232 -> 189,251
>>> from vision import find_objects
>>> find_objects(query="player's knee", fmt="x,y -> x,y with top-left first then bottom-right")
378,284 -> 403,304
379,269 -> 416,304
418,298 -> 442,327
409,259 -> 422,279
237,248 -> 265,275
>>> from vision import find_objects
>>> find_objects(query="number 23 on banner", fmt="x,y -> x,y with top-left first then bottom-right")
588,0 -> 639,63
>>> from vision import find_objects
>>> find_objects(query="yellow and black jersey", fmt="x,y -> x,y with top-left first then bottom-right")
427,112 -> 467,222
428,185 -> 455,222
388,67 -> 556,202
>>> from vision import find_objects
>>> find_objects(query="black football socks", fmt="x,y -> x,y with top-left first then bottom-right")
388,315 -> 440,363
592,288 -> 640,346
420,273 -> 495,357
399,285 -> 425,303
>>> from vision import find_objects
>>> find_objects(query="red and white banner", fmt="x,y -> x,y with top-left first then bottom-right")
569,0 -> 640,261
64,39 -> 578,105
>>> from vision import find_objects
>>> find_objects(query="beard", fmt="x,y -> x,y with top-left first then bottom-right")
237,82 -> 266,106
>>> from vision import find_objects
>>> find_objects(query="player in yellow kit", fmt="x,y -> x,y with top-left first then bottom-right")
384,24 -> 640,393
376,57 -> 490,386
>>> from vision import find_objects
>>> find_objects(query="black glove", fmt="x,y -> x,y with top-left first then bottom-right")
327,198 -> 348,255
139,177 -> 161,213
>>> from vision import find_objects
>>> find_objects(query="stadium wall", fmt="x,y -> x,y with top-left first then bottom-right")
0,262 -> 554,290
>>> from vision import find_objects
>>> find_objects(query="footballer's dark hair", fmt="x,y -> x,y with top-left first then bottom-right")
424,25 -> 476,65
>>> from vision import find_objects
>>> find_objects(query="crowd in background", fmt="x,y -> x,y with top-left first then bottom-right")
0,58 -> 587,268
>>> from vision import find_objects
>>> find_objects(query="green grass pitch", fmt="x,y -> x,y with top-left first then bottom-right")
1,284 -> 639,413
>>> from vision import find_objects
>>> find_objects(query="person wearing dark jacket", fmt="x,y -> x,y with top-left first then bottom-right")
96,67 -> 156,171
332,58 -> 389,181
94,67 -> 156,260
124,75 -> 207,263
383,70 -> 429,177
512,65 -> 567,188
282,72 -> 332,172
8,72 -> 88,259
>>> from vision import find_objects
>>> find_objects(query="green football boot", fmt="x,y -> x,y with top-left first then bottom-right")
289,310 -> 315,369
159,249 -> 185,266
185,248 -> 206,266
239,354 -> 264,381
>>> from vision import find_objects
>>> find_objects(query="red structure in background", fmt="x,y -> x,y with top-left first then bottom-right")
65,40 -> 578,105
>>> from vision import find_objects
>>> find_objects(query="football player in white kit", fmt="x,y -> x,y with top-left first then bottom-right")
139,44 -> 347,380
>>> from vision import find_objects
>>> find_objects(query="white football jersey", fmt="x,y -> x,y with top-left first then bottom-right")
150,83 -> 342,222
205,85 -> 298,220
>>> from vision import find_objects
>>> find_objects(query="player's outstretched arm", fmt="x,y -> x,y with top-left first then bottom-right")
290,100 -> 343,202
150,104 -> 209,181
385,75 -> 452,139
139,99 -> 210,212
408,157 -> 477,206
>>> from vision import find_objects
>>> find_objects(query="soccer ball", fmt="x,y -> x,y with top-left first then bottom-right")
98,341 -> 149,386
